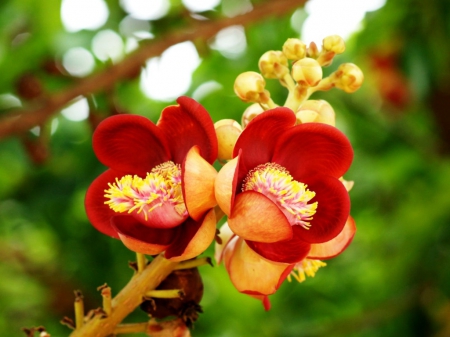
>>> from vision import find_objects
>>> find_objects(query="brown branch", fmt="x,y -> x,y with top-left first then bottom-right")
0,0 -> 307,141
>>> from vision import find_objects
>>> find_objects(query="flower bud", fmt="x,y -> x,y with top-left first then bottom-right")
234,71 -> 271,103
241,103 -> 265,128
282,38 -> 306,60
340,177 -> 354,192
291,58 -> 323,87
215,119 -> 242,161
258,51 -> 289,79
322,35 -> 346,54
332,63 -> 364,93
296,100 -> 335,126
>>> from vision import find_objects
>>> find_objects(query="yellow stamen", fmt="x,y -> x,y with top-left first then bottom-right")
289,259 -> 326,283
104,161 -> 186,218
243,163 -> 318,229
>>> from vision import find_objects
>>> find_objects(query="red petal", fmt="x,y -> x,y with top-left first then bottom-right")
228,191 -> 293,243
157,97 -> 218,165
246,225 -> 311,264
85,169 -> 120,239
165,209 -> 216,261
299,175 -> 350,243
233,107 -> 296,185
214,154 -> 240,217
93,114 -> 170,176
308,216 -> 356,259
182,146 -> 217,221
272,123 -> 353,179
112,216 -> 177,255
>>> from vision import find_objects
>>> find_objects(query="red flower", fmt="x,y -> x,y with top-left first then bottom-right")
214,107 -> 356,307
85,97 -> 218,261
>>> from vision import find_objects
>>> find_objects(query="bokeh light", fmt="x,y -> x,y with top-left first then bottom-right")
61,0 -> 109,32
140,41 -> 201,102
301,0 -> 387,42
120,0 -> 170,21
210,25 -> 247,59
62,47 -> 96,77
91,30 -> 124,63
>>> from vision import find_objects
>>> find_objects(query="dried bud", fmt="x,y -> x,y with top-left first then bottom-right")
258,51 -> 289,79
296,100 -> 335,126
282,38 -> 306,60
215,119 -> 242,161
234,71 -> 270,103
331,63 -> 364,93
241,103 -> 265,128
291,58 -> 323,87
323,35 -> 346,54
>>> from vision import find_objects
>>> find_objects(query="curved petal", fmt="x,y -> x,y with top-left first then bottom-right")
215,154 -> 240,217
130,201 -> 187,229
228,191 -> 293,243
233,107 -> 296,184
214,222 -> 235,264
157,97 -> 218,165
246,225 -> 311,264
272,123 -> 353,179
299,175 -> 350,243
93,114 -> 170,176
165,208 -> 216,262
308,216 -> 356,259
112,216 -> 177,255
85,169 -> 121,239
182,146 -> 218,221
224,237 -> 292,297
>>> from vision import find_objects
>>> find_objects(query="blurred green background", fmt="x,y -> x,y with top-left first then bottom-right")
1,0 -> 450,336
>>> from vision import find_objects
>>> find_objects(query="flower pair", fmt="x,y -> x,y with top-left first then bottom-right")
85,96 -> 355,308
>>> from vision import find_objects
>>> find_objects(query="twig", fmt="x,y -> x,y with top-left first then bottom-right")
68,254 -> 178,337
0,0 -> 307,141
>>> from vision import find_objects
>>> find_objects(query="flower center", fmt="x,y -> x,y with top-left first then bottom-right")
104,161 -> 187,224
289,259 -> 327,283
242,162 -> 318,229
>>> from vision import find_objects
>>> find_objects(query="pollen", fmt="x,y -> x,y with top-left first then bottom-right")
104,161 -> 186,220
242,162 -> 318,229
288,259 -> 327,283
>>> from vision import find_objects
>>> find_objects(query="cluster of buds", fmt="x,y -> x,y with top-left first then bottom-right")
232,35 -> 364,137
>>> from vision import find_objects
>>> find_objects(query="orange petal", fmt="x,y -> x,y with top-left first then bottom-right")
215,155 -> 240,217
224,237 -> 291,295
308,216 -> 356,259
214,222 -> 235,264
228,191 -> 292,243
166,208 -> 217,262
183,145 -> 218,221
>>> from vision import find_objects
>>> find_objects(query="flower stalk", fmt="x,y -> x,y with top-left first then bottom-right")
68,254 -> 178,337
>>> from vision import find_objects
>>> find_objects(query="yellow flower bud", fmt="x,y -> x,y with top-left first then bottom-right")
258,51 -> 289,79
241,103 -> 265,128
291,58 -> 323,87
215,119 -> 243,161
234,71 -> 271,103
331,63 -> 364,93
282,38 -> 306,60
296,100 -> 335,126
322,35 -> 346,54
